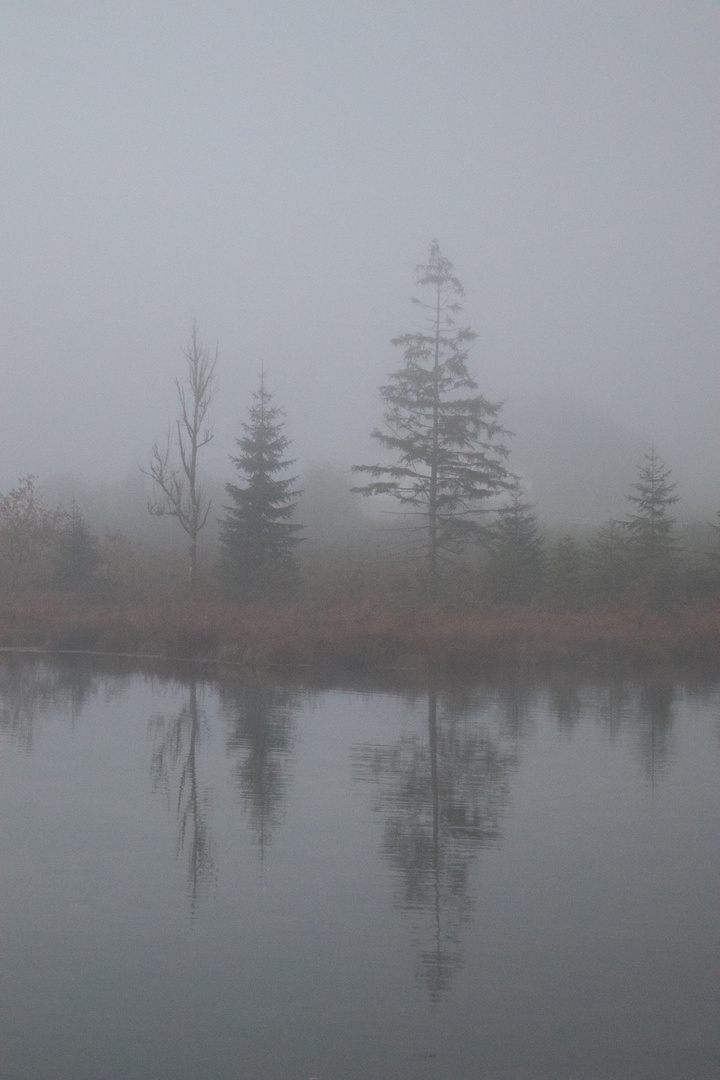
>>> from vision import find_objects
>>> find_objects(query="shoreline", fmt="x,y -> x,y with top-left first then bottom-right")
0,594 -> 717,673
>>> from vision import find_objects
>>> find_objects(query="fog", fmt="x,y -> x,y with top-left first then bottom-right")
1,1 -> 717,519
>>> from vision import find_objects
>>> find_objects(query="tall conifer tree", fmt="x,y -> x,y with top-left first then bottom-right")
353,241 -> 512,583
217,372 -> 302,599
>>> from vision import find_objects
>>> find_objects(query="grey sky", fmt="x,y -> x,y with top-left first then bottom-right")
1,1 -> 717,501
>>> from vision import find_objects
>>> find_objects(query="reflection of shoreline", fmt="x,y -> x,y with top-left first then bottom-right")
354,688 -> 517,999
0,653 -> 125,749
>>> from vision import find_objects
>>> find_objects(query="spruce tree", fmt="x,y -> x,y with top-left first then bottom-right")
621,448 -> 681,607
353,241 -> 512,584
587,521 -> 632,607
542,535 -> 587,612
52,502 -> 103,593
217,372 -> 302,600
484,486 -> 544,606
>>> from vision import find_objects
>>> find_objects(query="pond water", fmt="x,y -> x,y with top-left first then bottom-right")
0,653 -> 718,1080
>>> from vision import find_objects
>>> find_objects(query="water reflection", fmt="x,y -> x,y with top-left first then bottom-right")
149,679 -> 215,910
353,687 -> 516,999
219,680 -> 297,855
0,652 -> 124,749
636,676 -> 675,785
148,675 -> 299,907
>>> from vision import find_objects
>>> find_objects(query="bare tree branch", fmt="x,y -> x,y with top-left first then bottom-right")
142,322 -> 217,584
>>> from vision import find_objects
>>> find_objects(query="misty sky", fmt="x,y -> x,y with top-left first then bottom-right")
1,1 -> 717,498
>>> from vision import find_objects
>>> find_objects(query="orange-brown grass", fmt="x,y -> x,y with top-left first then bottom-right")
0,593 -> 717,670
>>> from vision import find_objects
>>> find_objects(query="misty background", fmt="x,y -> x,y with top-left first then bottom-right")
1,1 -> 717,533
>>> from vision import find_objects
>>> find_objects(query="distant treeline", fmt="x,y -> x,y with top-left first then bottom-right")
0,455 -> 716,616
0,242 -> 717,619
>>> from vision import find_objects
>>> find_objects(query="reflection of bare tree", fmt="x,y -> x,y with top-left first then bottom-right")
354,688 -> 516,999
219,681 -> 297,856
150,681 -> 213,912
0,655 -> 99,749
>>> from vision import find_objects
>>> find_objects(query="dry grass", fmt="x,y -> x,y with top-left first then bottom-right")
0,592 -> 718,671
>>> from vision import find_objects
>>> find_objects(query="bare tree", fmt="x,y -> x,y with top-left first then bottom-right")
143,322 -> 217,584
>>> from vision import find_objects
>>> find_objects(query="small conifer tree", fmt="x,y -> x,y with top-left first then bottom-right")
217,372 -> 302,600
622,449 -> 681,607
587,520 -> 632,607
484,486 -> 544,606
53,502 -> 103,593
542,535 -> 587,612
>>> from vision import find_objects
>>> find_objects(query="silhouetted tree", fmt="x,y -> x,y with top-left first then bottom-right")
217,371 -> 302,600
484,485 -> 544,605
621,449 -> 681,607
353,241 -> 512,586
144,322 -> 217,585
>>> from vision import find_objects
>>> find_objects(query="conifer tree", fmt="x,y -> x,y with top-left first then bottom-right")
542,535 -> 587,612
353,241 -> 512,583
484,485 -> 544,606
621,448 -> 681,607
217,372 -> 302,599
52,502 -> 103,593
587,521 -> 632,607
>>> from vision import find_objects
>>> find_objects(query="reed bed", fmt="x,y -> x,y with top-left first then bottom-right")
0,593 -> 717,671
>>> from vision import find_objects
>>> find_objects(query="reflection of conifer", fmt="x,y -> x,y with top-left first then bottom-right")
636,676 -> 674,785
353,688 -> 515,999
220,681 -> 297,855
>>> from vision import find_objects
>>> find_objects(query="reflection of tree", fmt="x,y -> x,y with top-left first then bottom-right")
150,681 -> 213,912
354,688 -> 515,999
551,670 -> 677,783
219,681 -> 297,855
546,670 -> 583,733
636,676 -> 674,785
0,655 -> 99,749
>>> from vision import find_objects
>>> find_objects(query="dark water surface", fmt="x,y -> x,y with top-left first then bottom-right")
0,654 -> 717,1080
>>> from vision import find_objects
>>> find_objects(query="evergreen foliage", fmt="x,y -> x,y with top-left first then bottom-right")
621,449 -> 681,607
484,486 -> 544,606
587,521 -> 632,607
52,503 -> 103,593
217,372 -> 302,600
353,241 -> 512,581
542,535 -> 587,612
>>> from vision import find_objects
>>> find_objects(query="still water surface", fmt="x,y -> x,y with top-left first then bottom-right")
0,654 -> 717,1080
